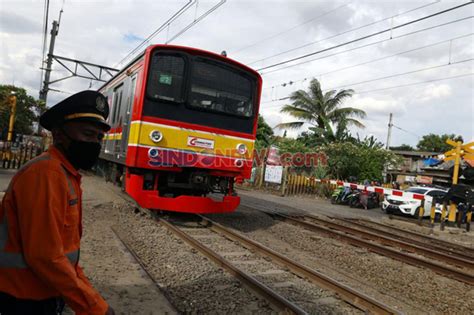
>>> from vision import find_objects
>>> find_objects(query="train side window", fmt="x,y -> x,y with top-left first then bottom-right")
146,54 -> 185,103
112,84 -> 124,123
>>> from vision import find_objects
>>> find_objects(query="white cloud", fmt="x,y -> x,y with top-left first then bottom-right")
351,95 -> 405,118
419,83 -> 452,102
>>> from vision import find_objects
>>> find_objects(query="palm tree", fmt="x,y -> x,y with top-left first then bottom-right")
277,78 -> 366,134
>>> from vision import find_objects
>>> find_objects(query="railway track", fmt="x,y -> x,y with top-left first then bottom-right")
106,185 -> 398,314
157,214 -> 399,315
269,213 -> 474,285
344,217 -> 474,258
304,214 -> 474,269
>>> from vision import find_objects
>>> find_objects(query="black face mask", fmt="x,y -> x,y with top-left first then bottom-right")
62,130 -> 102,170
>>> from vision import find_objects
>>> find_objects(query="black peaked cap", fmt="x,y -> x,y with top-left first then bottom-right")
40,90 -> 111,131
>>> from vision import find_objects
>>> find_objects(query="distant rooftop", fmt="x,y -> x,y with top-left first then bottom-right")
390,150 -> 442,157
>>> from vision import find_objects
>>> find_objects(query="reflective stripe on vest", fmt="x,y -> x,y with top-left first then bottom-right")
0,215 -> 80,268
60,166 -> 76,197
0,153 -> 80,268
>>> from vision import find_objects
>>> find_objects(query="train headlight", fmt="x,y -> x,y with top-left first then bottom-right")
149,130 -> 163,143
234,159 -> 244,167
236,143 -> 247,155
148,148 -> 159,158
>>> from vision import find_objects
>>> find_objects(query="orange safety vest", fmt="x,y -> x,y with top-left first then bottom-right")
0,146 -> 108,315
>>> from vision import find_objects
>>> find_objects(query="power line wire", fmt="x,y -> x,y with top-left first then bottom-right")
355,73 -> 473,94
392,124 -> 421,139
328,58 -> 473,90
230,1 -> 351,55
264,33 -> 473,90
260,16 -> 473,75
256,2 -> 473,72
166,0 -> 226,43
261,73 -> 474,106
247,0 -> 441,66
115,0 -> 196,67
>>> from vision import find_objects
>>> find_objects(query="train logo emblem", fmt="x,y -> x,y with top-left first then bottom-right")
187,136 -> 215,149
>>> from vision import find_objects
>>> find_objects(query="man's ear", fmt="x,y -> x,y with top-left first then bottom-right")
52,126 -> 67,146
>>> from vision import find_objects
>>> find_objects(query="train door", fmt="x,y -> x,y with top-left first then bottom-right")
111,83 -> 124,155
120,75 -> 137,156
105,85 -> 122,154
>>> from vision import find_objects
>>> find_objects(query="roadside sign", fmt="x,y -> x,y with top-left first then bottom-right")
265,165 -> 283,184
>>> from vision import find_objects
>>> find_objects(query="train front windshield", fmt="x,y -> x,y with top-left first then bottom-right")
188,58 -> 253,118
145,51 -> 258,134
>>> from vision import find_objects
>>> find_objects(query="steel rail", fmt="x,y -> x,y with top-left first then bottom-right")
158,218 -> 308,315
331,216 -> 474,261
302,215 -> 474,269
272,214 -> 474,285
350,217 -> 474,257
199,216 -> 399,315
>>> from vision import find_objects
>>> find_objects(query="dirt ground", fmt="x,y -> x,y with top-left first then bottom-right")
75,181 -> 177,315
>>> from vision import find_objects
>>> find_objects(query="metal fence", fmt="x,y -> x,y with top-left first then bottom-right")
0,142 -> 43,169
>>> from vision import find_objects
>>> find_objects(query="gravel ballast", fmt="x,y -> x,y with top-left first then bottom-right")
208,206 -> 474,314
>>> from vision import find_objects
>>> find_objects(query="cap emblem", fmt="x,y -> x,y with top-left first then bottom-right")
96,97 -> 106,112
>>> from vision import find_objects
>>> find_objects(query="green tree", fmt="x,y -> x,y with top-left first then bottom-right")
355,134 -> 384,149
323,142 -> 401,181
0,85 -> 43,139
255,114 -> 274,149
276,78 -> 366,134
277,137 -> 312,154
417,133 -> 464,152
390,144 -> 415,151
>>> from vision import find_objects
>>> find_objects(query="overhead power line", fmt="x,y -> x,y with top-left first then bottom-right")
355,73 -> 473,94
261,73 -> 474,106
115,0 -> 196,67
256,2 -> 473,72
166,0 -> 226,43
230,1 -> 351,55
392,124 -> 421,139
260,16 -> 473,75
248,0 -> 440,66
264,33 -> 473,90
328,58 -> 473,90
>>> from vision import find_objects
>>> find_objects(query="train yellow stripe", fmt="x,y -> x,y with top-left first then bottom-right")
104,133 -> 122,140
127,121 -> 254,159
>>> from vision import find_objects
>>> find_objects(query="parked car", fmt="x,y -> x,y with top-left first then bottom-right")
381,186 -> 447,219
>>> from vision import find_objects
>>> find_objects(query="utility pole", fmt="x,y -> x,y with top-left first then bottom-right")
385,113 -> 393,150
7,92 -> 17,142
38,20 -> 59,133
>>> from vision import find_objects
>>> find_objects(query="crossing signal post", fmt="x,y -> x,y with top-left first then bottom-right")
443,139 -> 474,228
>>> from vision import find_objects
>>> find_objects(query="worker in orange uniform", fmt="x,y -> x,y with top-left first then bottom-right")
0,91 -> 115,315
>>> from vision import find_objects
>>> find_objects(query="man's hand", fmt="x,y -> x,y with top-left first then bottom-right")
105,306 -> 116,315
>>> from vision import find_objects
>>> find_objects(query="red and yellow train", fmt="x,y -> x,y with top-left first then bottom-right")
98,45 -> 262,213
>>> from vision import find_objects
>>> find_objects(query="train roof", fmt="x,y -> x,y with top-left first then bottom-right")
99,44 -> 261,90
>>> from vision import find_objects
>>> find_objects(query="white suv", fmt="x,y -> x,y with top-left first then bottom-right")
381,186 -> 447,218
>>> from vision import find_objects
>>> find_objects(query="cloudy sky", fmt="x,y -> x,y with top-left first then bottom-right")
1,0 -> 473,147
